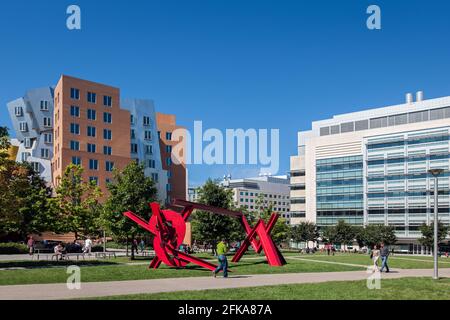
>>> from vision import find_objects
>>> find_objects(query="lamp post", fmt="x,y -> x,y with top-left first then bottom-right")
428,168 -> 444,280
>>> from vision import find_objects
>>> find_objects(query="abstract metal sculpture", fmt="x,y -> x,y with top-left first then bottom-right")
123,199 -> 286,271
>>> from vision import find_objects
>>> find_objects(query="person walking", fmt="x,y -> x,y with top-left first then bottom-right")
139,239 -> 145,253
380,243 -> 390,273
371,245 -> 380,273
83,237 -> 93,254
213,239 -> 229,278
27,236 -> 35,255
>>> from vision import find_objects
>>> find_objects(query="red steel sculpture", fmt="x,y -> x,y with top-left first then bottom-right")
123,199 -> 286,271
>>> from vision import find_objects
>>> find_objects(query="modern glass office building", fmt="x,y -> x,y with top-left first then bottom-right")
290,91 -> 450,252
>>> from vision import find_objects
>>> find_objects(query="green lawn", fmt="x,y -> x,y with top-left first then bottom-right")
94,277 -> 450,300
0,255 -> 362,286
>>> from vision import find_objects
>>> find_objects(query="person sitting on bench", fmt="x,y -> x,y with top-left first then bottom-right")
54,242 -> 65,261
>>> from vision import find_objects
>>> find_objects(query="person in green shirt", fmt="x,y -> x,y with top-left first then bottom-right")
213,239 -> 228,278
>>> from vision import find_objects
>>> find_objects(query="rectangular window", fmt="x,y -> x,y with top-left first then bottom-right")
166,157 -> 172,166
87,126 -> 96,137
72,156 -> 81,165
105,161 -> 114,172
87,92 -> 97,104
143,116 -> 151,126
19,122 -> 28,132
166,145 -> 172,153
320,127 -> 330,136
70,88 -> 80,100
103,146 -> 112,155
70,123 -> 80,135
70,140 -> 80,151
15,106 -> 23,116
89,159 -> 99,170
103,129 -> 112,140
166,132 -> 172,140
87,143 -> 96,153
103,95 -> 112,107
44,133 -> 52,144
144,130 -> 152,140
89,177 -> 99,185
21,152 -> 31,162
148,159 -> 156,168
24,138 -> 32,148
131,143 -> 138,153
43,117 -> 51,127
40,148 -> 50,159
130,115 -> 135,124
40,100 -> 49,111
151,173 -> 159,182
103,112 -> 112,123
131,129 -> 136,139
87,109 -> 97,120
145,145 -> 153,155
70,106 -> 80,117
354,120 -> 369,131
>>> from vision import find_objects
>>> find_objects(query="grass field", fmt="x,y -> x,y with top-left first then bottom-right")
0,252 -> 449,286
93,277 -> 450,300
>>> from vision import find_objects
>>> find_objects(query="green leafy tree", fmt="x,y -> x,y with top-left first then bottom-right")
102,161 -> 157,259
354,225 -> 397,248
191,179 -> 244,254
419,222 -> 449,249
54,164 -> 102,240
289,222 -> 318,248
254,194 -> 289,245
321,225 -> 338,245
334,220 -> 356,250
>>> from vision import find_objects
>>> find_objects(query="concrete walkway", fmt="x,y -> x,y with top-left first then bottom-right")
1,268 -> 449,300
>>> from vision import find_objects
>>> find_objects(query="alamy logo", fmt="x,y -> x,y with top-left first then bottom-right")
66,5 -> 81,30
170,121 -> 280,175
66,265 -> 81,290
366,266 -> 381,290
366,5 -> 381,30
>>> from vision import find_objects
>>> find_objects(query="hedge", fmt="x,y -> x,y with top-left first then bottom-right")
0,243 -> 28,254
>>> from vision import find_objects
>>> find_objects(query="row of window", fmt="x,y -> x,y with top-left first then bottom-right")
367,134 -> 450,150
239,198 -> 289,206
71,157 -> 115,171
367,190 -> 450,199
368,153 -> 450,166
320,106 -> 450,137
131,129 -> 153,141
70,88 -> 112,107
70,123 -> 112,140
70,106 -> 112,123
238,191 -> 289,199
367,171 -> 450,182
14,101 -> 50,118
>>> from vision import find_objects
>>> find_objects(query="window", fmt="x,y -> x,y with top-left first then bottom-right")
166,183 -> 172,192
87,92 -> 97,103
89,177 -> 99,185
144,130 -> 152,140
355,120 -> 369,131
103,112 -> 112,123
166,145 -> 172,153
24,138 -> 32,148
148,159 -> 156,168
70,106 -> 80,117
72,156 -> 81,165
409,110 -> 429,123
70,123 -> 80,135
145,145 -> 153,155
87,126 -> 96,137
166,157 -> 172,166
103,95 -> 112,107
131,129 -> 136,139
130,115 -> 135,124
19,122 -> 28,132
320,127 -> 330,136
87,143 -> 96,153
103,146 -> 112,155
89,159 -> 99,170
44,133 -> 52,144
166,132 -> 172,140
40,100 -> 49,111
70,140 -> 80,151
15,106 -> 23,116
105,161 -> 114,172
131,143 -> 138,153
151,173 -> 159,182
31,162 -> 40,173
43,117 -> 51,127
370,117 -> 388,129
70,88 -> 80,100
87,109 -> 97,120
340,122 -> 354,133
21,152 -> 31,162
40,148 -> 50,159
103,129 -> 112,140
143,116 -> 151,126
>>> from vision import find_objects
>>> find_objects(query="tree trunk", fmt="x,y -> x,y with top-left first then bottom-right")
131,236 -> 135,260
126,238 -> 129,257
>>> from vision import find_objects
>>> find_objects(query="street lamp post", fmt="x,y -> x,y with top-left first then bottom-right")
428,168 -> 444,280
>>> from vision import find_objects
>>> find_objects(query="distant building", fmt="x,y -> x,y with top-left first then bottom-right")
222,175 -> 291,222
188,187 -> 200,203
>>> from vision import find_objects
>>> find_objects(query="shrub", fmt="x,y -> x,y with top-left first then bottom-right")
0,243 -> 28,254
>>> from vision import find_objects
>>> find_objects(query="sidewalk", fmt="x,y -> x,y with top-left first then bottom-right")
1,268 -> 448,300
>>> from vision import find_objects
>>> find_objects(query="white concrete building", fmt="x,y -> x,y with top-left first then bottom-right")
290,91 -> 450,252
222,175 -> 291,221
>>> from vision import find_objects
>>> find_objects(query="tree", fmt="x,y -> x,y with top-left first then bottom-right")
191,179 -> 244,254
102,161 -> 157,259
0,128 -> 55,240
354,225 -> 397,249
334,220 -> 356,250
321,225 -> 338,245
54,164 -> 102,240
289,222 -> 318,248
419,222 -> 449,249
254,193 -> 289,245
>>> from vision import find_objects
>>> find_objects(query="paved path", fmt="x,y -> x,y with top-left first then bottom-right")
1,268 -> 449,300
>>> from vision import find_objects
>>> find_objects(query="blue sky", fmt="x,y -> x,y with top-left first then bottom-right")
1,0 -> 450,186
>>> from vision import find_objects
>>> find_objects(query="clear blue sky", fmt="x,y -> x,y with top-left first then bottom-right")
1,0 -> 450,186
